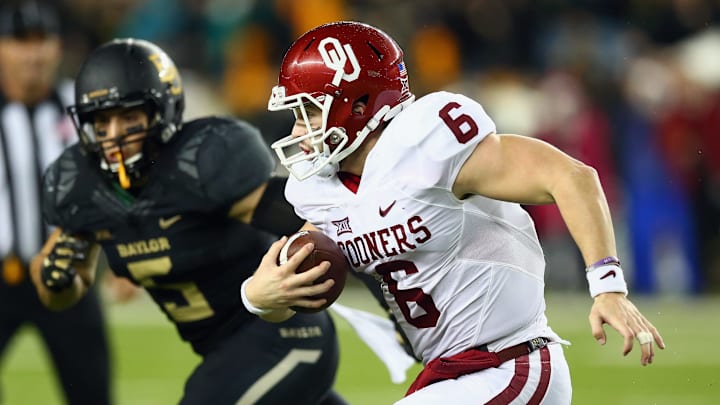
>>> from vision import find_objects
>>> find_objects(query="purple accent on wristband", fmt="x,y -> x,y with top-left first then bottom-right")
585,256 -> 621,272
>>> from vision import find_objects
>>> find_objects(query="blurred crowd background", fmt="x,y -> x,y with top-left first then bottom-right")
47,0 -> 720,295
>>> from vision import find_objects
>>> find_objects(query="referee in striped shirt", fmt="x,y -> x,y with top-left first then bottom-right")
0,1 -> 111,404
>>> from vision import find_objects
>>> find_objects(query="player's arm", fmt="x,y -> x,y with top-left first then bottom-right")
242,221 -> 334,322
454,133 -> 664,365
196,118 -> 331,320
30,228 -> 101,311
230,181 -> 331,322
229,183 -> 306,322
228,182 -> 267,223
454,133 -> 615,260
228,175 -> 306,236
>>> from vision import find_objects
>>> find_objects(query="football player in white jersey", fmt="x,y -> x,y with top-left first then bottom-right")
242,21 -> 665,404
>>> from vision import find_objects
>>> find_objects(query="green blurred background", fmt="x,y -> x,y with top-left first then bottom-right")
3,283 -> 718,405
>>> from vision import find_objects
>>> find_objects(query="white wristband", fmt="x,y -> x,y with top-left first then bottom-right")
240,277 -> 272,316
586,264 -> 628,298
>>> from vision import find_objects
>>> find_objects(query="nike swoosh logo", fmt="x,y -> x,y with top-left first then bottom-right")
379,200 -> 397,217
159,215 -> 182,229
600,270 -> 617,280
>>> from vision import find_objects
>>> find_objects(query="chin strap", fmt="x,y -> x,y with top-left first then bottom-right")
333,95 -> 418,166
384,95 -> 416,121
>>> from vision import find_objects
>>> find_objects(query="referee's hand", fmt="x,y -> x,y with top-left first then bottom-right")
40,233 -> 89,292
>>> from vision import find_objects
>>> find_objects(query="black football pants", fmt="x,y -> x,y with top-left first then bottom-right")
180,311 -> 347,405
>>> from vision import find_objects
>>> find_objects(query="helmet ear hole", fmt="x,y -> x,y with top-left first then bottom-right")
352,95 -> 369,115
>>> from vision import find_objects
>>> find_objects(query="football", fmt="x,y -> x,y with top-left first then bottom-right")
278,230 -> 349,313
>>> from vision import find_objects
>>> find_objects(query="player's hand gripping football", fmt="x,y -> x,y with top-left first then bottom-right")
246,236 -> 334,313
589,292 -> 665,366
40,233 -> 90,292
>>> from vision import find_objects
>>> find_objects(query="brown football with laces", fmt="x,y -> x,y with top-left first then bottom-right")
278,230 -> 349,313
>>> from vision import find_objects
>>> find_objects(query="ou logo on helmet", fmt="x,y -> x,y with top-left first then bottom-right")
318,38 -> 361,87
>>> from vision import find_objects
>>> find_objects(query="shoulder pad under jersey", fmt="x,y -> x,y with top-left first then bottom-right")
180,116 -> 275,210
367,91 -> 496,190
42,144 -> 100,231
391,91 -> 495,153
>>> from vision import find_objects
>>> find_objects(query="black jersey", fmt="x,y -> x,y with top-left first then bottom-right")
42,116 -> 277,354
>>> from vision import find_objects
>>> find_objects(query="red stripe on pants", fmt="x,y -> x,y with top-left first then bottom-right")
528,347 -> 551,405
485,346 -> 551,405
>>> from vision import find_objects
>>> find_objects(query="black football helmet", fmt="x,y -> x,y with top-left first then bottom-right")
67,38 -> 184,188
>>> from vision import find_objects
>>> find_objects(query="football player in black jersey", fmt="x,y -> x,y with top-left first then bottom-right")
29,38 -> 347,405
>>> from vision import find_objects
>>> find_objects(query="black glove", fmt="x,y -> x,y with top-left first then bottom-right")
40,233 -> 89,292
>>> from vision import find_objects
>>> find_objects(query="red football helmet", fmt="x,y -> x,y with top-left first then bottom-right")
268,21 -> 415,180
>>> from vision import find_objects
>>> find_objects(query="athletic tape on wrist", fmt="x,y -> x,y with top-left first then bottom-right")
586,263 -> 628,298
240,277 -> 273,316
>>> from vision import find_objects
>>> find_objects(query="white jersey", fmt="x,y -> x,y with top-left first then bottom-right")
286,91 -> 562,364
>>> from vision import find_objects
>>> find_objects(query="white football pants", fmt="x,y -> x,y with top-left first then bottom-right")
395,343 -> 571,405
